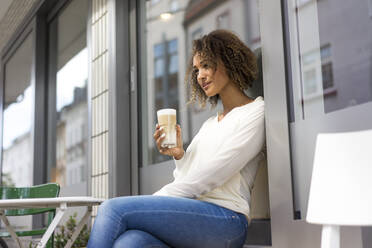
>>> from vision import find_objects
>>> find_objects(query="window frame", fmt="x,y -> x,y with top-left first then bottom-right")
0,19 -> 40,186
0,10 -> 50,230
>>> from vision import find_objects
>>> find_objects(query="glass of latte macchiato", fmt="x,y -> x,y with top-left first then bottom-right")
157,109 -> 177,148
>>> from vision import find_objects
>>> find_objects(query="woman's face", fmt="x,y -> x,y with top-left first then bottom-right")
193,54 -> 230,97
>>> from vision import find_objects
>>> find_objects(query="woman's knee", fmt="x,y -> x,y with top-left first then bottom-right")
97,196 -> 144,218
97,197 -> 127,216
113,230 -> 169,248
97,198 -> 114,214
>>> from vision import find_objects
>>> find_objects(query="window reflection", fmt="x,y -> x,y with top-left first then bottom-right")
2,34 -> 33,187
216,11 -> 231,29
293,0 -> 372,116
284,0 -> 372,215
141,0 -> 260,166
318,0 -> 372,113
50,0 -> 88,189
55,49 -> 88,186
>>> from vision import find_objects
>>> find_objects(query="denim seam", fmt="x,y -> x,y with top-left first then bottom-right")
120,209 -> 243,246
225,224 -> 247,248
105,211 -> 127,241
112,209 -> 244,247
118,209 -> 239,220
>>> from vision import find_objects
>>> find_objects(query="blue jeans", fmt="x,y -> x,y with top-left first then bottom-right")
87,195 -> 248,248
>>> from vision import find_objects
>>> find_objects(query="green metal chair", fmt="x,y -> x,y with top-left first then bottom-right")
0,183 -> 60,248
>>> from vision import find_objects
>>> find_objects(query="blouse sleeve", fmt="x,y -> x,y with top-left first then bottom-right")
172,152 -> 187,179
154,105 -> 265,198
171,118 -> 209,179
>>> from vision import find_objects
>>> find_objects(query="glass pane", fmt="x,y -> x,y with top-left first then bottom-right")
285,0 -> 372,216
168,39 -> 177,53
154,43 -> 165,57
2,33 -> 34,187
50,0 -> 88,191
154,58 -> 165,77
140,0 -> 261,166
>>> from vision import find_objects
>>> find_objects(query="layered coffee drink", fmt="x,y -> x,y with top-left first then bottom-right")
157,109 -> 177,148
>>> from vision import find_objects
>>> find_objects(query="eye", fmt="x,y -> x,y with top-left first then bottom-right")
202,63 -> 209,68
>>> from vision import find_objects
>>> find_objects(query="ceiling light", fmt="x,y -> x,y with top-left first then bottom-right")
160,13 -> 172,20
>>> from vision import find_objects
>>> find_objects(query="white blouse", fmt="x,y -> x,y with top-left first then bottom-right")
154,96 -> 265,221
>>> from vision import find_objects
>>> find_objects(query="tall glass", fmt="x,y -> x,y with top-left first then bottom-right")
157,109 -> 177,148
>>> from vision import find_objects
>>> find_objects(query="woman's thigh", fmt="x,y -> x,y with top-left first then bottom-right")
91,195 -> 248,248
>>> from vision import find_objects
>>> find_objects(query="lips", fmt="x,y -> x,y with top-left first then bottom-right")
202,82 -> 211,90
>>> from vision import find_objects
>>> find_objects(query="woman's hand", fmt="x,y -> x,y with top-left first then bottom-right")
154,124 -> 185,160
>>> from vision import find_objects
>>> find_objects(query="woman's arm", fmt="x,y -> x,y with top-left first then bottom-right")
155,106 -> 265,198
171,118 -> 210,179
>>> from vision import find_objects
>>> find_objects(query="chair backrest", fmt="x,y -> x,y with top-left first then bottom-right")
0,183 -> 60,216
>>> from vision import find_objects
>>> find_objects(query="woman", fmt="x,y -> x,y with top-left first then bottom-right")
87,29 -> 265,248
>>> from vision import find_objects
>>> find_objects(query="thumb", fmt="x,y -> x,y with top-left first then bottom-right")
176,125 -> 182,144
176,125 -> 182,138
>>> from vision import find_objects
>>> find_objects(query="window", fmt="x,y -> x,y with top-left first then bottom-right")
151,0 -> 161,5
170,0 -> 179,12
322,63 -> 333,90
216,10 -> 231,29
191,28 -> 203,40
301,49 -> 322,99
141,0 -> 263,166
320,44 -> 334,91
152,39 -> 179,163
297,0 -> 313,7
48,0 -> 88,188
190,27 -> 203,56
303,69 -> 317,95
283,0 -> 372,218
302,44 -> 335,101
300,44 -> 334,100
1,33 -> 34,187
139,1 -> 270,245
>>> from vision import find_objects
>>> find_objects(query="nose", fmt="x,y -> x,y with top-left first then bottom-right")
197,69 -> 206,83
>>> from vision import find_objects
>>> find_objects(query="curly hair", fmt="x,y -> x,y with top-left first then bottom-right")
185,29 -> 258,108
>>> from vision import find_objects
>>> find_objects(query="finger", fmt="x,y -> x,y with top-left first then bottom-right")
153,129 -> 161,139
154,125 -> 160,137
159,145 -> 170,155
153,127 -> 164,139
156,133 -> 166,148
176,125 -> 182,138
159,147 -> 169,154
153,131 -> 160,140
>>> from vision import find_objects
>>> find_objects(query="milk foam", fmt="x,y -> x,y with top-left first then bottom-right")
157,109 -> 176,116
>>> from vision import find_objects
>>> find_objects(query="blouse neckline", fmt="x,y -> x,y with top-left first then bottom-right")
216,96 -> 263,123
